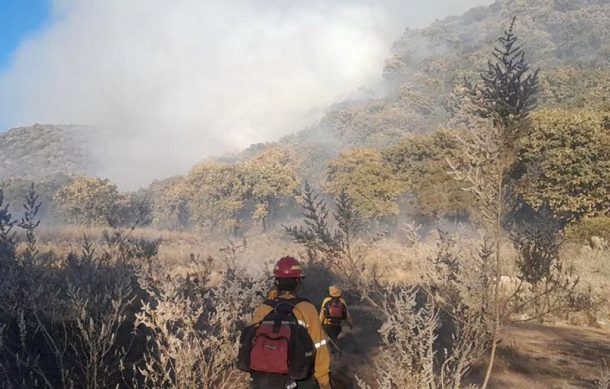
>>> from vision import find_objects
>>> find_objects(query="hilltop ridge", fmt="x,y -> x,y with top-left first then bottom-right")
1,0 -> 608,183
0,124 -> 97,180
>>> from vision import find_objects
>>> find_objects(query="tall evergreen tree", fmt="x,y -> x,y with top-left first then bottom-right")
467,16 -> 540,141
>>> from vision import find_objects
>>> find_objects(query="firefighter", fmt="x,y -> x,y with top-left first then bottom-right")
247,257 -> 332,389
319,286 -> 352,345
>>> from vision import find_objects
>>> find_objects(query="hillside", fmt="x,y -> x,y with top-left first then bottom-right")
217,0 -> 610,193
0,1 -> 609,388
0,124 -> 96,180
282,0 -> 609,151
1,0 -> 608,185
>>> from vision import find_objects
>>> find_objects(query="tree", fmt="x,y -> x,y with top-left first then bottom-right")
285,183 -> 368,283
465,16 -> 539,142
0,174 -> 73,221
383,129 -> 473,219
107,190 -> 153,228
539,67 -> 610,111
182,162 -> 247,232
242,146 -> 301,230
325,148 -> 402,221
457,17 -> 541,388
18,184 -> 41,265
53,176 -> 119,225
147,176 -> 190,229
516,109 -> 610,223
284,182 -> 340,263
0,189 -> 16,262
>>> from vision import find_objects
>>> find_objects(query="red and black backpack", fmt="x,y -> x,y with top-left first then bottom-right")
238,298 -> 314,380
323,297 -> 347,324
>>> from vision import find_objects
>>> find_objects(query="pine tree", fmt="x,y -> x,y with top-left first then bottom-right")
334,189 -> 361,260
458,17 -> 542,389
0,189 -> 16,262
284,182 -> 339,262
18,183 -> 41,265
466,16 -> 540,140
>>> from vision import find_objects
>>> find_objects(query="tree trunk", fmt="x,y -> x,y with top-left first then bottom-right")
482,168 -> 504,389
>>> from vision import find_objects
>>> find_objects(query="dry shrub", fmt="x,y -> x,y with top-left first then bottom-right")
347,229 -> 492,389
133,255 -> 266,389
0,234 -> 140,388
353,225 -> 606,388
355,287 -> 485,389
0,187 -> 271,388
561,244 -> 610,327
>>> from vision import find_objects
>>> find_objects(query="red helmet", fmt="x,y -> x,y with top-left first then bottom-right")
273,256 -> 304,278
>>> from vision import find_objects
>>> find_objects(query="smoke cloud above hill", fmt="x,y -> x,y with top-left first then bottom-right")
0,0 -> 492,187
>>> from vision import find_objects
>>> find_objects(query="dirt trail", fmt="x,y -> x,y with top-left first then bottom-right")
329,312 -> 610,389
487,322 -> 610,389
329,305 -> 382,388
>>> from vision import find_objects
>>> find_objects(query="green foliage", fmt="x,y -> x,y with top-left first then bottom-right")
540,67 -> 610,111
0,189 -> 16,262
53,176 -> 120,225
516,109 -> 610,222
108,190 -> 153,228
383,129 -> 473,218
171,146 -> 302,232
147,176 -> 190,229
295,0 -> 609,150
565,216 -> 610,244
325,148 -> 402,220
466,16 -> 539,137
182,162 -> 248,232
243,146 -> 301,229
243,146 -> 300,200
0,174 -> 73,220
50,176 -> 150,228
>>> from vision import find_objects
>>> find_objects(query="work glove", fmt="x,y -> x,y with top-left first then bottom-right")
319,382 -> 333,389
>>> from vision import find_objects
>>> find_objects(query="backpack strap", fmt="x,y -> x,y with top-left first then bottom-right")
263,299 -> 279,308
263,296 -> 310,328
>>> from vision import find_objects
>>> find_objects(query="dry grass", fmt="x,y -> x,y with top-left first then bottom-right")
562,244 -> 610,327
485,322 -> 610,388
3,221 -> 609,388
32,224 -> 610,328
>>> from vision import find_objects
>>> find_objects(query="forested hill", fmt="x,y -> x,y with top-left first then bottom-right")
2,0 -> 608,182
0,124 -> 97,180
276,0 -> 609,153
0,0 -> 608,231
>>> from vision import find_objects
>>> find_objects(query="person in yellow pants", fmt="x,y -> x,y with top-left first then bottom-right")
319,286 -> 352,346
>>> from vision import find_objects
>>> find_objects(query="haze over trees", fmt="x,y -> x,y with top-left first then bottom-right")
0,0 -> 609,387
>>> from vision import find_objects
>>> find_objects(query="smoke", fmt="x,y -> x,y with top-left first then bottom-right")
0,0 -> 492,187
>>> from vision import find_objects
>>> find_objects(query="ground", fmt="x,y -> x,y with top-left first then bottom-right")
329,307 -> 610,389
488,322 -> 610,389
31,226 -> 610,388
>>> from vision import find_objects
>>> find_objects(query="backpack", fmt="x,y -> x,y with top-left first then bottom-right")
237,298 -> 314,380
324,297 -> 347,324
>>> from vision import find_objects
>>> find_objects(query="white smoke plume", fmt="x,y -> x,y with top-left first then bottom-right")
0,0 -> 492,187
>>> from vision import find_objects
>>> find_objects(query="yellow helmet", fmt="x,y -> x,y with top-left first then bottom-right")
328,285 -> 342,297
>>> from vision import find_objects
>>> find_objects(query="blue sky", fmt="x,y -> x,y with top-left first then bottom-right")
0,0 -> 51,71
